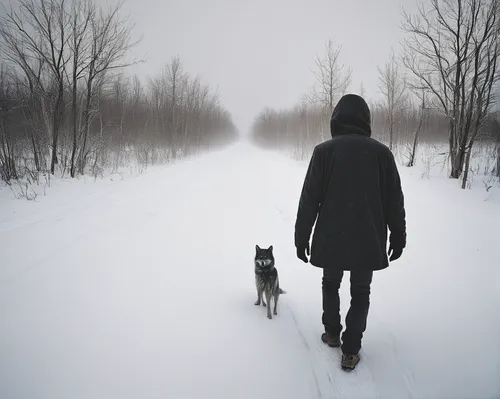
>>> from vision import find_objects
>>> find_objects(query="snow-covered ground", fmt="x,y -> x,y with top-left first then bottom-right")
1,139 -> 499,399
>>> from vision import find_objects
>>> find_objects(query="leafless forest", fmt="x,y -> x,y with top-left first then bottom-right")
0,0 -> 238,187
2,0 -> 500,193
251,0 -> 500,189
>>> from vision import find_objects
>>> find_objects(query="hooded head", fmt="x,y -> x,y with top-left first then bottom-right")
330,94 -> 371,138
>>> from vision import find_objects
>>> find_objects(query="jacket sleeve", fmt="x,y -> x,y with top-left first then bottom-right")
294,147 -> 323,248
386,151 -> 406,240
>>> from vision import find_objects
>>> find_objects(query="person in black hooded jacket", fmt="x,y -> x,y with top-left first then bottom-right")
294,94 -> 406,371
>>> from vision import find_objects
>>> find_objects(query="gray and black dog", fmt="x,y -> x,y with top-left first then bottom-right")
254,245 -> 285,319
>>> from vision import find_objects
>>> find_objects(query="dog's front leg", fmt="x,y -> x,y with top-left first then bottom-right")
254,288 -> 262,306
265,291 -> 272,319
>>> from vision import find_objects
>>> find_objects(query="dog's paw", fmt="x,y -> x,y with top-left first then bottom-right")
267,314 -> 272,320
273,310 -> 277,315
254,300 -> 260,306
262,302 -> 266,307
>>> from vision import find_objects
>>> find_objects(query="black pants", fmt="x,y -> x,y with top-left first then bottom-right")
322,268 -> 373,355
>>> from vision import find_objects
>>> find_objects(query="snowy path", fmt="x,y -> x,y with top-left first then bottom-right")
1,142 -> 499,399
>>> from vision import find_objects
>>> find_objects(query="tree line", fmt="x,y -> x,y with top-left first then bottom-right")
0,0 -> 237,184
251,0 -> 500,189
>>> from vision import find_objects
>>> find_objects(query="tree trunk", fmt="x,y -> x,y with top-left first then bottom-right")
407,113 -> 424,167
461,141 -> 474,189
70,67 -> 78,178
450,143 -> 467,179
449,117 -> 465,179
78,76 -> 93,175
50,85 -> 64,175
30,133 -> 40,172
495,146 -> 500,179
389,114 -> 394,151
27,93 -> 42,172
450,150 -> 463,178
50,125 -> 58,174
0,115 -> 17,181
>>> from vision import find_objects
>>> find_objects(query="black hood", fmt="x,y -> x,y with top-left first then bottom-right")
330,94 -> 371,137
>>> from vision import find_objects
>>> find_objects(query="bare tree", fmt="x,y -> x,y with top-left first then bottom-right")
0,4 -> 236,186
165,56 -> 186,156
147,57 -> 188,156
402,0 -> 500,186
310,39 -> 352,111
1,0 -> 71,174
144,58 -> 236,160
68,0 -> 95,177
378,51 -> 407,150
407,90 -> 428,167
359,82 -> 367,98
0,65 -> 18,181
0,39 -> 47,173
77,0 -> 141,174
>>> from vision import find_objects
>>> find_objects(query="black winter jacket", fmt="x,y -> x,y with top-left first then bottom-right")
294,94 -> 406,271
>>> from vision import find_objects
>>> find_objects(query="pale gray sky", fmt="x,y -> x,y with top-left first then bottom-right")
117,0 -> 420,133
1,0 -> 421,132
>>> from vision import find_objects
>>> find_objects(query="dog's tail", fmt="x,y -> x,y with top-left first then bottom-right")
279,288 -> 286,294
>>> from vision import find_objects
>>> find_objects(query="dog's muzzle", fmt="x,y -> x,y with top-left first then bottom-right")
256,259 -> 271,267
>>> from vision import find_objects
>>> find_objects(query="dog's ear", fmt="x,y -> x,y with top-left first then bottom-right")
268,245 -> 273,252
256,245 -> 261,252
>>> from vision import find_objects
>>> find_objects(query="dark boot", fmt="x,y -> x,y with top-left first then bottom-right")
341,353 -> 360,371
321,332 -> 340,348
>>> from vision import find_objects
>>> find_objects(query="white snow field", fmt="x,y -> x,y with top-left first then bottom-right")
1,140 -> 499,399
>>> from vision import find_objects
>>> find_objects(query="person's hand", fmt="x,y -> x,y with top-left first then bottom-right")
296,243 -> 310,263
388,245 -> 403,261
388,232 -> 406,262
